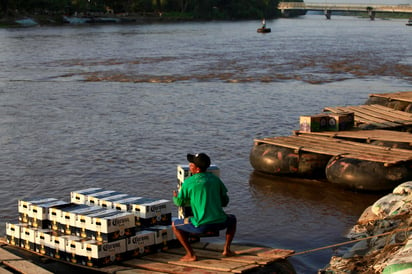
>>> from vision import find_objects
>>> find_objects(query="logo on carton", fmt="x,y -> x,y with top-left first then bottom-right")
131,235 -> 150,244
112,217 -> 130,226
151,204 -> 166,212
102,241 -> 121,251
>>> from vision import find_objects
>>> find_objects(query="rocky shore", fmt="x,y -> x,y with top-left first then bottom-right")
320,181 -> 412,273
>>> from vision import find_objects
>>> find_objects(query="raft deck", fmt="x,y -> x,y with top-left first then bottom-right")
369,91 -> 412,103
323,104 -> 412,129
0,238 -> 294,274
254,135 -> 412,166
294,129 -> 412,145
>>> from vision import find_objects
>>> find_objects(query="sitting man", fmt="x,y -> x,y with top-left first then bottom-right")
172,153 -> 237,262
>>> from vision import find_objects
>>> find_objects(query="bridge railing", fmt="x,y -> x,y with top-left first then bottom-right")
278,2 -> 412,13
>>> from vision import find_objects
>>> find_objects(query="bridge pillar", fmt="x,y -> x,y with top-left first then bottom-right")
368,10 -> 376,20
324,9 -> 331,20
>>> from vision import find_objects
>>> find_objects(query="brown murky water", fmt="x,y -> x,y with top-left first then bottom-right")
0,15 -> 411,273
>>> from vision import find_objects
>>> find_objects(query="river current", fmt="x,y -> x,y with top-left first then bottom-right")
0,14 -> 411,273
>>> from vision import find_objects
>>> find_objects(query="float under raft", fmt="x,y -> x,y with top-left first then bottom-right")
250,134 -> 412,191
0,238 -> 295,274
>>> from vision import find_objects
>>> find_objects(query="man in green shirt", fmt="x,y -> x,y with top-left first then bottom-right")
172,153 -> 237,261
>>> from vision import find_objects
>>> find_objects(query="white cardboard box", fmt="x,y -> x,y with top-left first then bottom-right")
126,230 -> 156,254
6,222 -> 26,246
70,188 -> 103,204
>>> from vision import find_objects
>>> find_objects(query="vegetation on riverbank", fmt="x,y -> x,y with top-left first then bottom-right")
0,0 -> 281,22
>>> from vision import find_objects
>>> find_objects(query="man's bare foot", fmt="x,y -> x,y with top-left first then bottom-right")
180,254 -> 198,262
222,250 -> 236,257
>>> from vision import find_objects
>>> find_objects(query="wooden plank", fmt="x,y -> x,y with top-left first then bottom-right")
97,264 -> 135,273
256,135 -> 412,165
0,267 -> 13,274
295,129 -> 412,144
123,258 -> 226,274
221,255 -> 275,265
165,247 -> 275,265
168,259 -> 254,273
140,252 -> 256,273
368,104 -> 412,120
165,247 -> 223,260
256,249 -> 295,259
369,91 -> 412,103
194,242 -> 270,255
117,269 -> 167,274
325,106 -> 402,128
323,104 -> 412,129
2,260 -> 53,274
0,247 -> 22,261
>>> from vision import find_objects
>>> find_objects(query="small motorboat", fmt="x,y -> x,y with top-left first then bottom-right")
257,27 -> 271,33
406,18 -> 412,26
257,18 -> 271,33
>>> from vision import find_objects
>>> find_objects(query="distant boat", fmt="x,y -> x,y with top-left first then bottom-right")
15,18 -> 38,27
406,18 -> 412,26
62,16 -> 121,24
257,27 -> 271,33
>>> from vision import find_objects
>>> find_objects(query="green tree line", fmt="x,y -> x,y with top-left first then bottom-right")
0,0 -> 283,19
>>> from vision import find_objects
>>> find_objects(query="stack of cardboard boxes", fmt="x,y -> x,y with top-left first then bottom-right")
6,189 -> 175,267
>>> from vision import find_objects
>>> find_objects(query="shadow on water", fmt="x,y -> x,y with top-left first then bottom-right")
248,171 -> 382,217
247,171 -> 384,273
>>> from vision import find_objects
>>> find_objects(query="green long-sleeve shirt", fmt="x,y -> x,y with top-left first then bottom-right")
173,172 -> 229,227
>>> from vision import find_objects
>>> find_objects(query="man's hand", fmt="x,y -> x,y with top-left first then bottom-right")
173,190 -> 178,197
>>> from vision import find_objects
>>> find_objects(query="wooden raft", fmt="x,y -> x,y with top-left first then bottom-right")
0,238 -> 294,274
323,104 -> 412,129
255,135 -> 412,166
294,129 -> 412,145
369,91 -> 412,103
0,245 -> 53,274
120,242 -> 294,274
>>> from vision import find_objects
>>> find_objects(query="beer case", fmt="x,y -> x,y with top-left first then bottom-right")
18,197 -> 59,224
70,188 -> 103,205
6,222 -> 27,246
126,230 -> 156,258
99,194 -> 131,209
177,164 -> 220,184
20,226 -> 37,251
146,225 -> 176,251
74,239 -> 127,267
54,204 -> 106,235
28,200 -> 70,229
86,190 -> 122,206
130,198 -> 172,228
111,196 -> 144,211
79,209 -> 136,242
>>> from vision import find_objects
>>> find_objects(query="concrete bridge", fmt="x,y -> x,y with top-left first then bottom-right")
278,2 -> 412,19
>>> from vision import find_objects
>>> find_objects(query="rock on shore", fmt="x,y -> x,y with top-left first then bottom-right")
320,181 -> 412,273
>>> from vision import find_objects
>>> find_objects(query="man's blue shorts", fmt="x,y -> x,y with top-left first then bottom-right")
173,214 -> 236,234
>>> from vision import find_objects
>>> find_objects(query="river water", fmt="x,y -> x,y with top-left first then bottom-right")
0,14 -> 411,273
